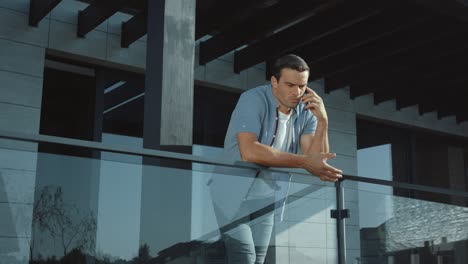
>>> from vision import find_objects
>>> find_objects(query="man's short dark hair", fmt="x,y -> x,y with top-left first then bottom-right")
272,54 -> 310,81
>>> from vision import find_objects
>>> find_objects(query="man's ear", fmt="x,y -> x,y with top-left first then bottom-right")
271,76 -> 278,88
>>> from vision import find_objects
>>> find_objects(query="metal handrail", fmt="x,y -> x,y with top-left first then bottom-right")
342,175 -> 468,198
0,130 -> 253,168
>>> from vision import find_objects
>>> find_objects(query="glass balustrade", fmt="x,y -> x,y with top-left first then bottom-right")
2,133 -> 468,264
342,180 -> 468,264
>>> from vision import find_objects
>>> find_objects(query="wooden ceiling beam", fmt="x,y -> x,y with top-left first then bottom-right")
78,0 -> 129,37
325,29 -> 468,92
29,0 -> 62,27
199,0 -> 326,65
196,0 -> 270,39
121,10 -> 147,48
233,0 -> 383,73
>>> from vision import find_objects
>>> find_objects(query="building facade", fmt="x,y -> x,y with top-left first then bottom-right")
1,0 -> 468,264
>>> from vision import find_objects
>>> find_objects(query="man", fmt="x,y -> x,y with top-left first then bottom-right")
214,54 -> 342,264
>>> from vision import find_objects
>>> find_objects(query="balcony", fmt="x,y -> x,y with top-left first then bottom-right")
0,130 -> 467,264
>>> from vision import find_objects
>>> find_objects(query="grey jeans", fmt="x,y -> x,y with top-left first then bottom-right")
223,197 -> 275,264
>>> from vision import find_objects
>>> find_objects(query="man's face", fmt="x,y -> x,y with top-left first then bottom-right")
271,68 -> 309,114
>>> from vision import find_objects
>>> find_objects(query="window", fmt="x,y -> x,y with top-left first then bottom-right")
39,60 -> 97,157
357,118 -> 468,203
193,85 -> 240,147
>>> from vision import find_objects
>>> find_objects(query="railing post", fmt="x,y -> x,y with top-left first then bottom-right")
335,179 -> 347,264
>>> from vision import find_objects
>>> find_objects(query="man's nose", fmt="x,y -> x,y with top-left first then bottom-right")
293,87 -> 301,97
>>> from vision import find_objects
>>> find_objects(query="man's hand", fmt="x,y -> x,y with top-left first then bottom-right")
302,87 -> 328,121
301,152 -> 342,182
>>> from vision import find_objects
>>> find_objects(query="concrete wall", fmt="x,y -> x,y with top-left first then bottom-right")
0,2 -> 45,262
47,0 -> 147,68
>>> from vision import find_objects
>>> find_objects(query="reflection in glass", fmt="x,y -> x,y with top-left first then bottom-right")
349,187 -> 468,264
0,172 -> 20,256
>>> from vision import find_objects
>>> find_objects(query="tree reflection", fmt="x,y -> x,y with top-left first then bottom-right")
30,186 -> 96,263
28,186 -> 225,264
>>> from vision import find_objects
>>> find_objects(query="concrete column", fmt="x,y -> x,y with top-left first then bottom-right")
140,0 -> 196,257
143,0 -> 194,149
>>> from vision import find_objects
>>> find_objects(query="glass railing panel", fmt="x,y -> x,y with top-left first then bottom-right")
0,142 -> 339,264
341,180 -> 361,264
192,144 -> 339,264
281,173 -> 337,264
0,144 -> 39,264
343,181 -> 468,264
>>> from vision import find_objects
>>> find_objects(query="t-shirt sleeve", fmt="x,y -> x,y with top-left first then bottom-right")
228,93 -> 263,138
303,112 -> 318,135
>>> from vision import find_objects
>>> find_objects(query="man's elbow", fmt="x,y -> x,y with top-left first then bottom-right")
240,151 -> 255,163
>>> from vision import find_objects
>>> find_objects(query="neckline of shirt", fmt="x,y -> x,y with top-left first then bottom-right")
278,110 -> 292,121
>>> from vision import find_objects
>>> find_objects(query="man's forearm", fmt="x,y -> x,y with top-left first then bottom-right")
241,141 -> 307,168
308,119 -> 329,154
323,122 -> 329,153
237,132 -> 342,181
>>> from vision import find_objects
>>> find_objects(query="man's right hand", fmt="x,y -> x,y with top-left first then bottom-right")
301,152 -> 342,182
